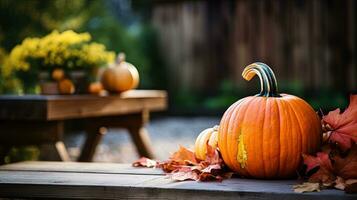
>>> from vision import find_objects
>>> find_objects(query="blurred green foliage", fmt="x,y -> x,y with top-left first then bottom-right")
0,0 -> 166,93
3,146 -> 40,164
201,79 -> 349,112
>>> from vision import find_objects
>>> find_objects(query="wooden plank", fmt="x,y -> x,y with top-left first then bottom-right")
0,169 -> 354,200
0,90 -> 167,101
0,162 -> 355,199
47,96 -> 167,120
0,90 -> 167,120
0,161 -> 164,175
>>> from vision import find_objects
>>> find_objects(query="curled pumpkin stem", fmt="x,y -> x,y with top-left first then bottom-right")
242,62 -> 280,97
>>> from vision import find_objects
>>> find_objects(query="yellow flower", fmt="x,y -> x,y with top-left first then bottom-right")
6,30 -> 114,74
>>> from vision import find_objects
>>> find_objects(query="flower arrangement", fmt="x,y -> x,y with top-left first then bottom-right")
4,30 -> 115,76
2,30 -> 115,93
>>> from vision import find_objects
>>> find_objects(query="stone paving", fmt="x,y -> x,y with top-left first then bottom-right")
65,117 -> 220,163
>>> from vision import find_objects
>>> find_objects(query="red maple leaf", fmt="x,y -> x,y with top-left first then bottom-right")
301,145 -> 357,192
302,152 -> 335,186
322,95 -> 357,151
302,152 -> 333,173
333,146 -> 357,179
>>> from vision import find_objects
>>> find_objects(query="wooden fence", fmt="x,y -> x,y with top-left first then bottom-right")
151,0 -> 356,94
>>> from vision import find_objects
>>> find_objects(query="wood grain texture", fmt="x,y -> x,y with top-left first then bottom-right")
0,162 -> 164,175
0,162 -> 355,199
0,90 -> 167,120
152,1 -> 356,95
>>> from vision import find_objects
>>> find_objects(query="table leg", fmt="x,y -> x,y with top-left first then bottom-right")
39,121 -> 71,161
128,126 -> 154,159
78,111 -> 155,161
39,142 -> 70,162
78,127 -> 107,162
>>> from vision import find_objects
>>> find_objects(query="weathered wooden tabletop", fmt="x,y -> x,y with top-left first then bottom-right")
0,161 -> 354,199
0,89 -> 167,120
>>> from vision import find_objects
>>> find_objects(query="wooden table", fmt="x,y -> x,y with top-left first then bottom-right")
0,161 -> 354,199
0,90 -> 167,162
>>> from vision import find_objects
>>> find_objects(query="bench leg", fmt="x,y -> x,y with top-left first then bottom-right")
128,127 -> 154,159
78,111 -> 155,161
39,141 -> 70,161
78,127 -> 107,162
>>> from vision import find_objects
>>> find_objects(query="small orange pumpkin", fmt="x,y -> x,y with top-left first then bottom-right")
194,125 -> 219,160
101,53 -> 139,93
218,62 -> 321,179
58,79 -> 75,94
88,82 -> 104,95
52,68 -> 65,81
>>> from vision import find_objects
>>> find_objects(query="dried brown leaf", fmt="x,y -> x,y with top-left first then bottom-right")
333,145 -> 357,179
293,182 -> 320,193
170,167 -> 200,181
132,157 -> 159,168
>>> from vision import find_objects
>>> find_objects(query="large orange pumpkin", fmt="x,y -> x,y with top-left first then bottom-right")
194,125 -> 219,160
218,62 -> 321,179
101,53 -> 139,93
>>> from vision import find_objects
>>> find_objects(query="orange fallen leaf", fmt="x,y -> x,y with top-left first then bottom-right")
170,145 -> 198,165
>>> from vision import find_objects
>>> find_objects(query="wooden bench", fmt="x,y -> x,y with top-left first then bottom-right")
0,161 -> 355,199
0,90 -> 167,162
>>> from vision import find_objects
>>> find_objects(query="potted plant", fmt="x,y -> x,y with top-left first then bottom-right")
4,30 -> 115,94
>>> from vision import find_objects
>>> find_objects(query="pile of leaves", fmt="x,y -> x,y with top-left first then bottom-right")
133,144 -> 233,182
294,95 -> 357,193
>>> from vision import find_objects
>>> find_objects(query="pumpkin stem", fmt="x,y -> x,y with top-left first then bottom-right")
242,62 -> 280,97
117,52 -> 126,63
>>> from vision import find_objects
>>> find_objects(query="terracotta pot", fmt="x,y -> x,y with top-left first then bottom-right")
40,82 -> 59,95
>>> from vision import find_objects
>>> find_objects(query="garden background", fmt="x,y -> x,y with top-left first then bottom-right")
0,0 -> 356,162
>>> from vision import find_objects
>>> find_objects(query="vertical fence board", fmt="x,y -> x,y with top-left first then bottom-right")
151,0 -> 356,95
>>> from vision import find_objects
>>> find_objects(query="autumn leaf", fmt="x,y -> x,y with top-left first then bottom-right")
333,145 -> 357,179
204,143 -> 222,165
309,167 -> 336,187
302,152 -> 333,173
302,152 -> 335,187
293,182 -> 320,193
323,95 -> 357,151
170,145 -> 198,165
170,167 -> 200,181
299,145 -> 357,193
132,157 -> 159,168
133,143 -> 233,182
159,146 -> 198,173
345,180 -> 357,194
